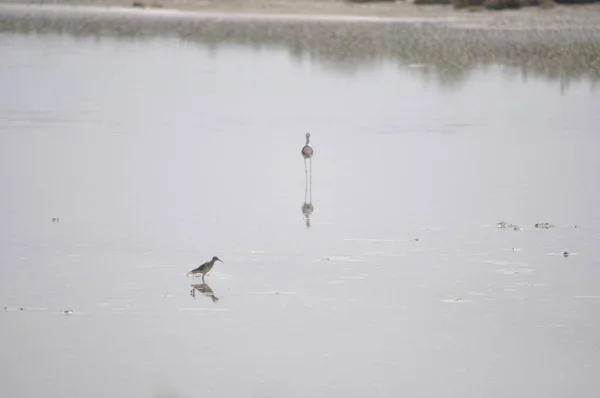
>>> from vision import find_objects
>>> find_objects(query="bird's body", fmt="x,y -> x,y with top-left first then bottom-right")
187,256 -> 223,281
301,133 -> 313,159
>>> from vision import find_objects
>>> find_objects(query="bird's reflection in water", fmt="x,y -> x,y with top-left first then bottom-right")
190,282 -> 220,303
302,201 -> 313,229
301,132 -> 314,228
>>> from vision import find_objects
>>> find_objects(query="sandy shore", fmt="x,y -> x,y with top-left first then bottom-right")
0,0 -> 456,20
1,0 -> 600,24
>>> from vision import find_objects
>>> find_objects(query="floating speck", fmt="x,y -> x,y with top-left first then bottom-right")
255,291 -> 296,296
550,251 -> 577,257
441,298 -> 473,304
494,268 -> 535,275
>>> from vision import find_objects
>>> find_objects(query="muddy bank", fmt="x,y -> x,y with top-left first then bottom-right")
1,2 -> 600,84
2,0 -> 600,18
1,0 -> 460,18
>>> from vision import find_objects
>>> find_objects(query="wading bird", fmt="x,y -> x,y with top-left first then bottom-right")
302,133 -> 313,161
187,256 -> 223,281
301,133 -> 314,228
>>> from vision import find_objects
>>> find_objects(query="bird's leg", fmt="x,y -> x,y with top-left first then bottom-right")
202,274 -> 206,283
308,158 -> 313,203
304,158 -> 308,182
304,162 -> 308,204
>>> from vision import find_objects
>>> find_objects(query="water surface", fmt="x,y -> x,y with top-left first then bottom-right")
1,30 -> 600,398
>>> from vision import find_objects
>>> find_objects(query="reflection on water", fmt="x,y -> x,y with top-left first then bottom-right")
1,4 -> 600,87
190,282 -> 220,303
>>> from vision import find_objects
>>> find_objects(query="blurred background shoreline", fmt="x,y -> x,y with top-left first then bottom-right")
1,0 -> 600,22
2,2 -> 599,85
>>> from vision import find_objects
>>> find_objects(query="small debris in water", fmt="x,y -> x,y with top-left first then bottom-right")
441,298 -> 473,304
535,222 -> 555,229
19,307 -> 24,311
63,310 -> 73,315
3,306 -> 7,311
497,221 -> 518,229
563,251 -> 570,258
52,218 -> 60,223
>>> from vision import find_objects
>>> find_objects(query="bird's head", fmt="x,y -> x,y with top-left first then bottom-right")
212,256 -> 223,263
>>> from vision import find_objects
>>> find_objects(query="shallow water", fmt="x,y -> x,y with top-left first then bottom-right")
1,30 -> 600,398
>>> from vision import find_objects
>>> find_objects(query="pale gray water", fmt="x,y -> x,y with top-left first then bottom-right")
1,28 -> 600,398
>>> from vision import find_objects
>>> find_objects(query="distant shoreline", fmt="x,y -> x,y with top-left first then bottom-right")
1,1 -> 599,85
0,2 -> 471,23
1,0 -> 600,26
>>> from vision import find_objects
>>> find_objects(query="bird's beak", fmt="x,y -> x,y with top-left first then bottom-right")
218,259 -> 223,262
